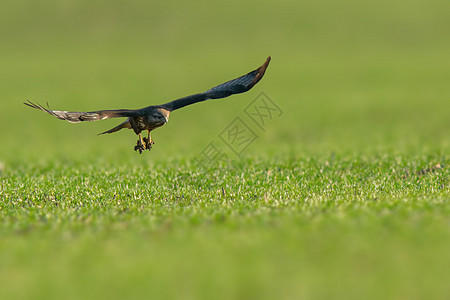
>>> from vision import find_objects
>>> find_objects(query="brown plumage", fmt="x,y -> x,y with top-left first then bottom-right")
25,56 -> 271,153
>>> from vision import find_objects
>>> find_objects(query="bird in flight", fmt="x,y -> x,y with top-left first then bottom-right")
25,56 -> 271,154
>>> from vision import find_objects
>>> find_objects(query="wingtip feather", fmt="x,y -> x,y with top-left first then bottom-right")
24,100 -> 37,109
250,56 -> 271,88
24,100 -> 60,119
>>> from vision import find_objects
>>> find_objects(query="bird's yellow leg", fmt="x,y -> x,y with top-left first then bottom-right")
147,130 -> 154,145
139,133 -> 145,147
144,130 -> 154,150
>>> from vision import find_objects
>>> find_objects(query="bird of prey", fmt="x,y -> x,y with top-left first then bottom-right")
25,56 -> 271,154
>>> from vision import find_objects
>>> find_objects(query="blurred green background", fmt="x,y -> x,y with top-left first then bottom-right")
0,1 -> 449,299
1,0 -> 448,163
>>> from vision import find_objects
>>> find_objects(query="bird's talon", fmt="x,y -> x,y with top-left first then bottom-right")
135,139 -> 147,154
143,137 -> 154,150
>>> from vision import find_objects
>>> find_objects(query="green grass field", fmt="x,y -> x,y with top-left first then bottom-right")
1,0 -> 449,299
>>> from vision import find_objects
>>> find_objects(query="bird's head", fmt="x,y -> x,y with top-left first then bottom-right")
150,108 -> 170,126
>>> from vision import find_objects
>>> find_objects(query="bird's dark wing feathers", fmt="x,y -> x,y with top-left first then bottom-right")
162,56 -> 271,111
24,101 -> 137,123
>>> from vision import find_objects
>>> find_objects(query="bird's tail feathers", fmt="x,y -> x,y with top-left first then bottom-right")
98,119 -> 132,135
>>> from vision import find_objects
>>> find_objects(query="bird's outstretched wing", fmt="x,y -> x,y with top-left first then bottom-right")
161,56 -> 271,111
24,101 -> 137,123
